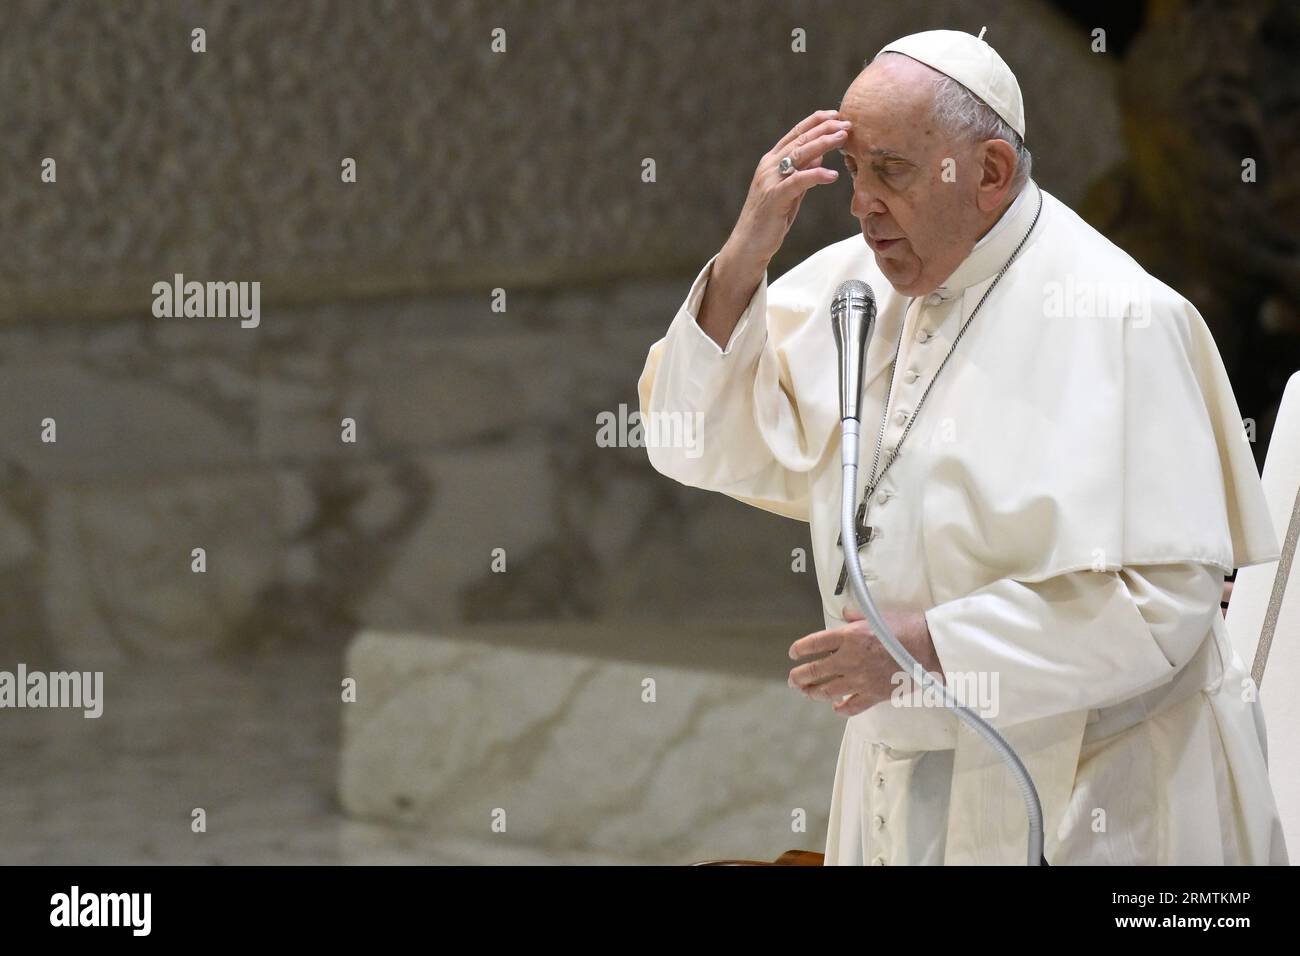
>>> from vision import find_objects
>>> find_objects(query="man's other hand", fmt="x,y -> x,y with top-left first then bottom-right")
787,605 -> 942,717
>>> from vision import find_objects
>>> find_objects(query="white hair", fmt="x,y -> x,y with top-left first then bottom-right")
870,51 -> 1032,188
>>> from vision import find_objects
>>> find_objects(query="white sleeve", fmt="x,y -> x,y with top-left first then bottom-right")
636,251 -> 812,522
923,562 -> 1223,728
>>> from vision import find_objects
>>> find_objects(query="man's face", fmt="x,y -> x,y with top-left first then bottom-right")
837,56 -> 982,296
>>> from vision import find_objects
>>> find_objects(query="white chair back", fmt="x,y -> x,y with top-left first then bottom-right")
1226,370 -> 1300,860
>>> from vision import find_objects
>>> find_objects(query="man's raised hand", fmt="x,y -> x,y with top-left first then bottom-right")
723,109 -> 852,269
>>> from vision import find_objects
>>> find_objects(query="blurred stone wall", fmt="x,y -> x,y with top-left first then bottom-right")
1079,0 -> 1300,465
0,0 -> 1122,664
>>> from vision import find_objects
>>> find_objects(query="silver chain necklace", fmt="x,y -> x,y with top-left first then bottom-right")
835,185 -> 1044,595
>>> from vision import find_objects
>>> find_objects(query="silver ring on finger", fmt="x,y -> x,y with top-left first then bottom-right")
778,155 -> 797,177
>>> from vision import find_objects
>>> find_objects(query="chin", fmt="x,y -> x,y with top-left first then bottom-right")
874,256 -> 923,295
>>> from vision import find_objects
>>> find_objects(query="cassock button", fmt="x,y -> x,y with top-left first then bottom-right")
893,410 -> 907,425
925,292 -> 943,306
874,772 -> 886,788
873,814 -> 885,831
871,856 -> 886,866
903,370 -> 919,384
877,490 -> 891,504
916,329 -> 931,343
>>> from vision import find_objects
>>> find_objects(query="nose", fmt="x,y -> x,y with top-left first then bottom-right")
850,178 -> 889,221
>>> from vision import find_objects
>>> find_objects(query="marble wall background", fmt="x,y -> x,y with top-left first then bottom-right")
0,0 -> 1122,668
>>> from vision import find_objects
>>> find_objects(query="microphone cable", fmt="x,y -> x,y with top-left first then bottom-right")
838,413 -> 1048,866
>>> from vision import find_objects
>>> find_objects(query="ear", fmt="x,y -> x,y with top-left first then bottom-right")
974,138 -> 1018,213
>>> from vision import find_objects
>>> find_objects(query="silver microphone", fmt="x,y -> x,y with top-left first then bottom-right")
831,279 -> 877,422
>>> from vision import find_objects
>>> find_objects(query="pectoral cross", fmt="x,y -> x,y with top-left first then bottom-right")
834,500 -> 874,595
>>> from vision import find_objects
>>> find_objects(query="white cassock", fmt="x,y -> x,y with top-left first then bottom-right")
637,180 -> 1290,865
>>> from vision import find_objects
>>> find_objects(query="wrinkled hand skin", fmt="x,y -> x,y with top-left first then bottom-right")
787,605 -> 943,717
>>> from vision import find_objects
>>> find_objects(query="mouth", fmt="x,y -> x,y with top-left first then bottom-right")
866,235 -> 901,253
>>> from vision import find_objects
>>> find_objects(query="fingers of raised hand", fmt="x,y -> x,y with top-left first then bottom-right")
770,116 -> 849,181
774,109 -> 839,153
778,122 -> 849,171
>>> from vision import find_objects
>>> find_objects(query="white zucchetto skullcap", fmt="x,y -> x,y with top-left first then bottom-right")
876,27 -> 1025,138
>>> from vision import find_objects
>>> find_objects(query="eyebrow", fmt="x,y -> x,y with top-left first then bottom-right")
838,146 -> 915,164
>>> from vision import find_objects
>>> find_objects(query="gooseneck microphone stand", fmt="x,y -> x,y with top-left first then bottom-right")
832,279 -> 1047,867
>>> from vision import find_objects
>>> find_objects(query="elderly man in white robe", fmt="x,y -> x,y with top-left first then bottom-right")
638,29 -> 1289,865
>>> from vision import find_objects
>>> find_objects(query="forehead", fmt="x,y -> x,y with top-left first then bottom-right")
836,56 -> 941,157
